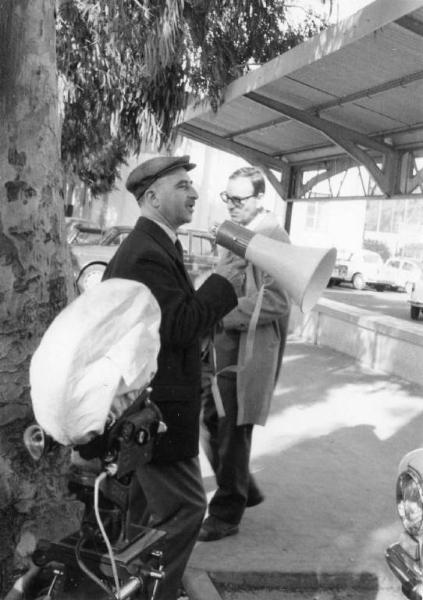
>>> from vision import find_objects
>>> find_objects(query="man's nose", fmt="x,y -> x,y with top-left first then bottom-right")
189,185 -> 199,199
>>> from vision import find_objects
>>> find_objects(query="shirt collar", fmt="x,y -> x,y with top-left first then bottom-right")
246,209 -> 267,231
146,217 -> 178,243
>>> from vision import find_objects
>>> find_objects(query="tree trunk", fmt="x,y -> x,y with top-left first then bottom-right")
0,0 -> 78,592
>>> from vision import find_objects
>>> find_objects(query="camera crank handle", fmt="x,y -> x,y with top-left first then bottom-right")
145,386 -> 153,403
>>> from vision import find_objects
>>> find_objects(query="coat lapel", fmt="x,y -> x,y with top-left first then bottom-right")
135,217 -> 194,290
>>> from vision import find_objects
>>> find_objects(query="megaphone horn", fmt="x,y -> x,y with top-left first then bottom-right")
215,221 -> 337,314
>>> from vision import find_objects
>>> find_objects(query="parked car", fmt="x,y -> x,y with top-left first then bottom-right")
65,217 -> 102,244
381,257 -> 423,293
329,248 -> 386,290
408,278 -> 423,320
70,225 -> 132,292
71,225 -> 219,293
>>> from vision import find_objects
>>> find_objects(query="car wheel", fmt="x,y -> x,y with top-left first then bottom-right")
410,306 -> 420,320
352,273 -> 365,290
76,262 -> 107,293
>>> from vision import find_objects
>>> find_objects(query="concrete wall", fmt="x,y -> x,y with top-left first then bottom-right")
290,298 -> 423,387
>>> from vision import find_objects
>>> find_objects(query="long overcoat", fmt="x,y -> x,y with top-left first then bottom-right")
103,216 -> 237,462
215,212 -> 291,426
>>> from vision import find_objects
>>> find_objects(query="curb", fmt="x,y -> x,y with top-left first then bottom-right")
183,569 -> 381,600
183,568 -> 223,600
207,570 -> 380,592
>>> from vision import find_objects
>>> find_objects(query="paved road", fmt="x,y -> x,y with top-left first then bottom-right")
322,284 -> 420,323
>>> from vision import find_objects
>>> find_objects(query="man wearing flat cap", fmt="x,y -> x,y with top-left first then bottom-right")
103,155 -> 242,600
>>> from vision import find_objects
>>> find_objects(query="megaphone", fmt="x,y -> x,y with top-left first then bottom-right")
215,221 -> 337,313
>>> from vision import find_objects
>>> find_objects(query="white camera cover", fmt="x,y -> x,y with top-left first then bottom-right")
30,279 -> 161,446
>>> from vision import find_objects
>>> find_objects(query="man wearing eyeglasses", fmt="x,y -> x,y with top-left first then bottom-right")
199,166 -> 291,541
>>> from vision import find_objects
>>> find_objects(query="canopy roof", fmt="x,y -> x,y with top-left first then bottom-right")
178,0 -> 423,197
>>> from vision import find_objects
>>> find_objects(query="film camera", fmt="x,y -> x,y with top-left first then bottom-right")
15,388 -> 167,600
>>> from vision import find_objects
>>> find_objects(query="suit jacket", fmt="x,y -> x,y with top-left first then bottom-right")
103,216 -> 237,462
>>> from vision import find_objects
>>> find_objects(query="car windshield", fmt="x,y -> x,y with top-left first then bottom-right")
68,226 -> 103,245
337,249 -> 354,261
99,228 -> 131,246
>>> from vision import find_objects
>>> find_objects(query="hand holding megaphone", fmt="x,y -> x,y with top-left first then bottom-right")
209,222 -> 247,292
214,220 -> 337,313
208,222 -> 220,238
214,254 -> 247,296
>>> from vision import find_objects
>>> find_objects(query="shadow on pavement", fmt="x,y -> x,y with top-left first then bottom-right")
193,337 -> 423,598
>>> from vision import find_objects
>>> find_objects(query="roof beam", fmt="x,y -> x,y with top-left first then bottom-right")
178,124 -> 284,171
299,158 -> 355,197
245,91 -> 402,196
311,69 -> 423,114
245,92 -> 394,155
258,164 -> 287,202
225,116 -> 289,140
222,69 -> 423,145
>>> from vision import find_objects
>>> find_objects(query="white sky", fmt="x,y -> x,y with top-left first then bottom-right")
330,0 -> 375,21
290,0 -> 375,23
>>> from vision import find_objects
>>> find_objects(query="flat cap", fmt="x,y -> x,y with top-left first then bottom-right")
126,155 -> 196,201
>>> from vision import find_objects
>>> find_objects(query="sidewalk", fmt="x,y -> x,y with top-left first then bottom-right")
185,335 -> 423,599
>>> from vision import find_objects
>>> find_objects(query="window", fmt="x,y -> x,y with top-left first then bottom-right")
305,202 -> 322,230
403,262 -> 415,272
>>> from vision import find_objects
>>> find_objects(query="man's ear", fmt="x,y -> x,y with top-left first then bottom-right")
256,192 -> 265,208
145,188 -> 159,208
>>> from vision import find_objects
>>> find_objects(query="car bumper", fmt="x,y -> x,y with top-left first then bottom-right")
409,301 -> 423,308
386,536 -> 423,599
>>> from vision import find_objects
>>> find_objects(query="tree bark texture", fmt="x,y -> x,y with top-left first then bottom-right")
0,0 -> 78,592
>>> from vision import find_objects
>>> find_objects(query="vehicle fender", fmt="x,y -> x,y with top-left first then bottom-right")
79,260 -> 108,273
76,261 -> 108,289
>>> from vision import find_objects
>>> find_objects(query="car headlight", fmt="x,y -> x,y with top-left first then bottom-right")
397,450 -> 423,539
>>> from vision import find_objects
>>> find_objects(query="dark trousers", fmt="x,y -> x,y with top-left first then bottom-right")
134,457 -> 206,600
201,373 -> 261,525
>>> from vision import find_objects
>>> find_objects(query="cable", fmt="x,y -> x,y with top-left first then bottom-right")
75,536 -> 114,598
94,470 -> 121,595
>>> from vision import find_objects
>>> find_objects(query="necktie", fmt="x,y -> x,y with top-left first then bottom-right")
175,237 -> 194,289
175,238 -> 184,259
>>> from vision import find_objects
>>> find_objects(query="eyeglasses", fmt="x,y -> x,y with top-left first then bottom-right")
220,191 -> 255,208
